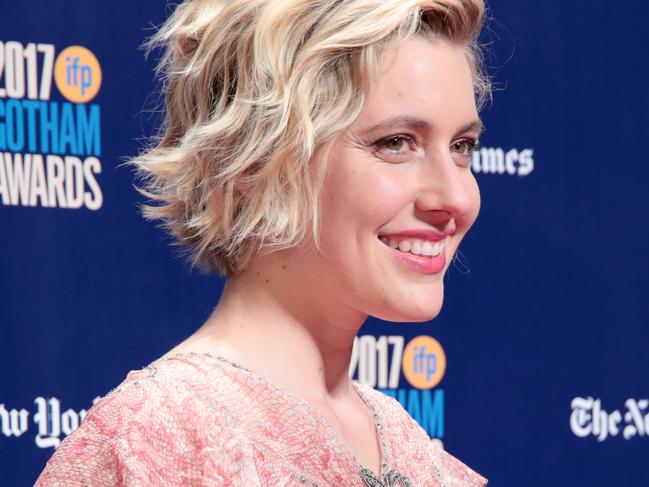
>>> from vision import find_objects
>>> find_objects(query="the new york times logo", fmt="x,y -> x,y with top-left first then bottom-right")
570,397 -> 649,441
1,396 -> 100,449
472,146 -> 534,176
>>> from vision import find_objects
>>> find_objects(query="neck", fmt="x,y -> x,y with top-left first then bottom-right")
189,251 -> 368,403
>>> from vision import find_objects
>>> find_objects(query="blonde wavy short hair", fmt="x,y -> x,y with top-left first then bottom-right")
133,0 -> 490,276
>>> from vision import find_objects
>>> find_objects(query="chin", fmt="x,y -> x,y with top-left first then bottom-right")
373,291 -> 445,323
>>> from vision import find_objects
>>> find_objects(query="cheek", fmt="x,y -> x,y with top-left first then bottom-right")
358,176 -> 410,227
323,163 -> 409,228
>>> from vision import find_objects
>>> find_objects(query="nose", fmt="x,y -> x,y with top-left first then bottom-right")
414,148 -> 479,223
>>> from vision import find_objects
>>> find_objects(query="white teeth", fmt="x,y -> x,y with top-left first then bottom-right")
381,236 -> 447,257
421,241 -> 434,256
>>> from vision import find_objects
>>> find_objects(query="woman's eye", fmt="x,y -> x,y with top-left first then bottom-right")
450,139 -> 479,156
384,137 -> 407,152
373,135 -> 414,162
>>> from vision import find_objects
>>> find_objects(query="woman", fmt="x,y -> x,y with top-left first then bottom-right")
37,0 -> 489,485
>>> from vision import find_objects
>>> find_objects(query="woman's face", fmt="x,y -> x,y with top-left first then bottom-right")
286,38 -> 482,323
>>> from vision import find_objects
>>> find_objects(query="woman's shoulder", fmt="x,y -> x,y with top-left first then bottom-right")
35,354 -> 258,486
73,353 -> 238,431
355,383 -> 488,486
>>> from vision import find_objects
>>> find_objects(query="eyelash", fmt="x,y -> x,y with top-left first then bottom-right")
450,138 -> 480,157
371,134 -> 480,166
373,135 -> 415,161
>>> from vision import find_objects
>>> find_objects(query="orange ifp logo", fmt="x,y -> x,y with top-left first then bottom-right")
402,335 -> 446,389
54,45 -> 102,103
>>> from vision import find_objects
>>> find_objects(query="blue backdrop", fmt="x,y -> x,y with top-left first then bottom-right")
2,1 -> 648,485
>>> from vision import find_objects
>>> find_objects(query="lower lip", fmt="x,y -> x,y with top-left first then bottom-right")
381,240 -> 447,274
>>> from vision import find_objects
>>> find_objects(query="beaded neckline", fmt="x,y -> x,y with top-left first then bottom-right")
157,352 -> 443,486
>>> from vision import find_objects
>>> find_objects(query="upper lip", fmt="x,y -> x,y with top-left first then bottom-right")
378,228 -> 456,242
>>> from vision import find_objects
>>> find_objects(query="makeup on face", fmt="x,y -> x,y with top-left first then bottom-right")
282,39 -> 482,322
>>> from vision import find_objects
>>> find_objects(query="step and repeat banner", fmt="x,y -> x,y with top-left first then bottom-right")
1,1 -> 648,485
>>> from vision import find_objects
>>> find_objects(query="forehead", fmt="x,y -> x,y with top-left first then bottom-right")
353,37 -> 478,133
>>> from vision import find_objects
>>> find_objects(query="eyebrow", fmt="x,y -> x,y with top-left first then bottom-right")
359,115 -> 484,137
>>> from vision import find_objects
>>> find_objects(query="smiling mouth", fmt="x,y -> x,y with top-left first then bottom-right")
378,235 -> 449,257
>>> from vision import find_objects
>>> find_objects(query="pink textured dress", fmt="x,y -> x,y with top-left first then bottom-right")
36,353 -> 487,486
